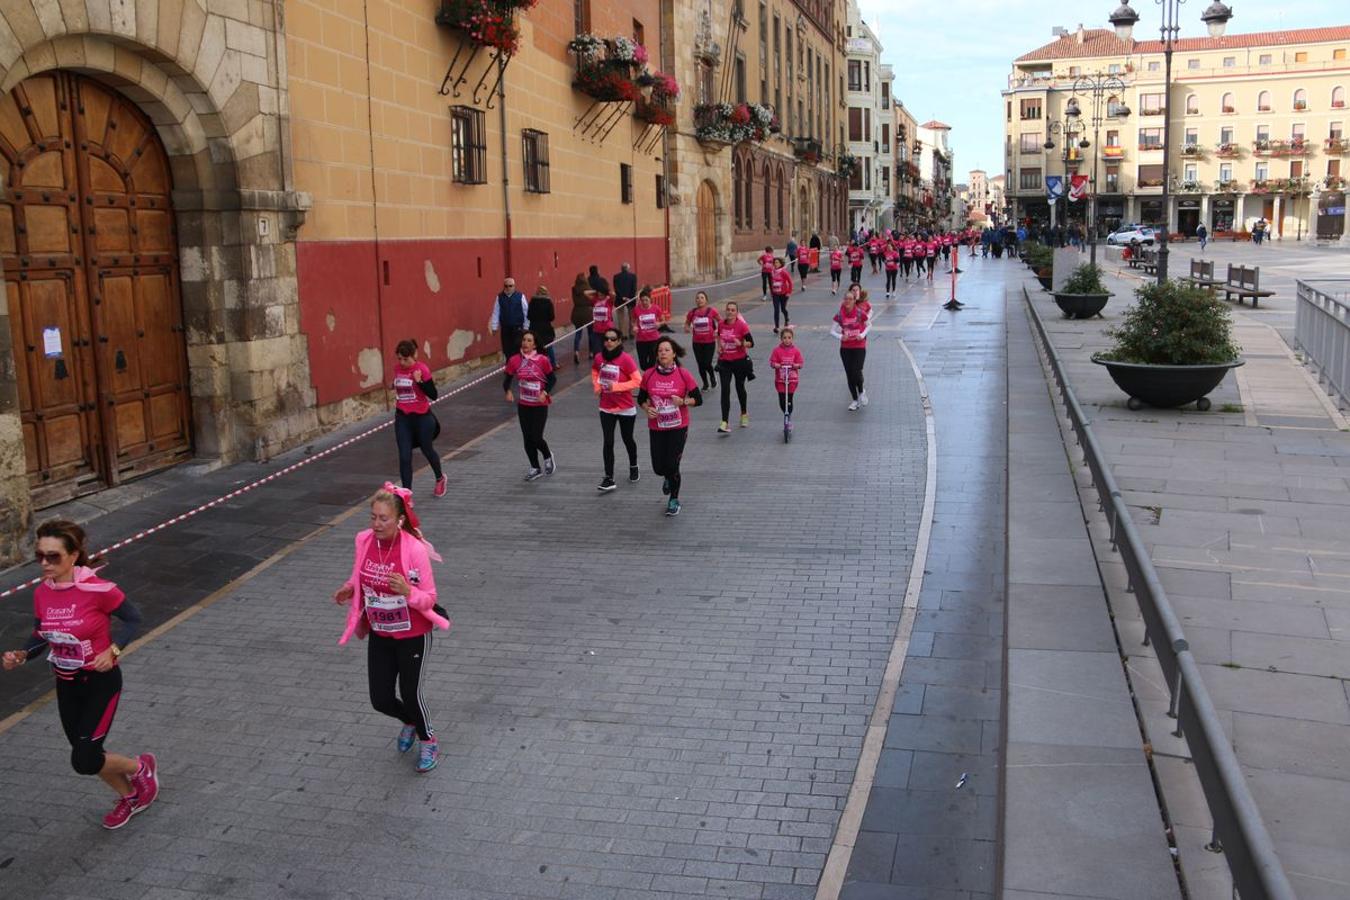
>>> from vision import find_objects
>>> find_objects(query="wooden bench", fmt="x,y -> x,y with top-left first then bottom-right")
1180,258 -> 1222,294
1138,249 -> 1159,275
1222,264 -> 1275,307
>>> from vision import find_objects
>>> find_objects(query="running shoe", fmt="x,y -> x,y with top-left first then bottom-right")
848,400 -> 860,411
417,738 -> 439,773
662,477 -> 671,495
598,477 -> 617,492
717,422 -> 730,434
859,391 -> 869,407
709,377 -> 716,388
665,499 -> 681,517
739,414 -> 750,428
102,792 -> 142,830
132,753 -> 159,809
524,468 -> 543,481
433,475 -> 448,498
773,327 -> 779,334
543,456 -> 557,476
629,466 -> 640,483
398,724 -> 417,752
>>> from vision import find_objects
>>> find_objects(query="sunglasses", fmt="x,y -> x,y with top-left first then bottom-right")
603,335 -> 621,343
34,551 -> 64,565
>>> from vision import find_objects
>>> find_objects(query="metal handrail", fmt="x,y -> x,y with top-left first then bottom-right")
1022,287 -> 1297,900
1295,280 -> 1350,411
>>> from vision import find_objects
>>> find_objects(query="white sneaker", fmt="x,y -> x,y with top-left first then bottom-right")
859,391 -> 869,407
524,468 -> 543,481
543,456 -> 556,476
847,400 -> 860,411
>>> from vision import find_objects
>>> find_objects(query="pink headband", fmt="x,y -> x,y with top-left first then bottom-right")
382,482 -> 420,532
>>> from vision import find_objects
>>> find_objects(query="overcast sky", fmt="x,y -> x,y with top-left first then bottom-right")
859,0 -> 1349,178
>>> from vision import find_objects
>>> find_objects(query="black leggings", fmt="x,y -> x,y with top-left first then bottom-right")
649,427 -> 688,499
517,404 -> 551,468
777,391 -> 796,415
850,265 -> 862,284
56,667 -> 123,776
840,347 -> 866,400
797,262 -> 810,282
771,294 -> 790,329
367,632 -> 433,741
720,368 -> 749,419
885,270 -> 898,292
600,411 -> 638,478
636,340 -> 658,371
761,271 -> 772,296
915,256 -> 925,273
902,259 -> 912,277
831,269 -> 842,287
395,411 -> 443,489
692,343 -> 717,387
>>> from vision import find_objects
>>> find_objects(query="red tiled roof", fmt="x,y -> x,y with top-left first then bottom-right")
920,120 -> 951,130
1015,24 -> 1350,63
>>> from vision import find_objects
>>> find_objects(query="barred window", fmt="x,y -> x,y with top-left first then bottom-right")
522,130 -> 550,193
621,163 -> 633,204
451,106 -> 486,185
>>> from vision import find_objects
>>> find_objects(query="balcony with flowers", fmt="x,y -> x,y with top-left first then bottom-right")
1214,178 -> 1241,193
1179,143 -> 1206,159
436,0 -> 537,55
693,103 -> 777,146
1324,175 -> 1347,191
569,33 -> 648,102
633,71 -> 680,127
1251,139 -> 1272,157
792,137 -> 823,164
1249,179 -> 1271,194
1269,138 -> 1311,158
1274,176 -> 1312,196
1214,142 -> 1242,159
1325,137 -> 1348,155
1174,178 -> 1204,193
837,152 -> 860,179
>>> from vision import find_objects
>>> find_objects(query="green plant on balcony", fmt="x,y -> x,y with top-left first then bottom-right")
1323,175 -> 1346,190
1215,142 -> 1240,158
1180,144 -> 1205,158
1177,180 -> 1203,192
693,103 -> 775,144
1214,179 -> 1240,192
1249,179 -> 1270,194
1252,139 -> 1271,154
1325,137 -> 1348,154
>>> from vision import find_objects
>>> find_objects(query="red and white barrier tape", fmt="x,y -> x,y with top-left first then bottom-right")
0,299 -> 637,600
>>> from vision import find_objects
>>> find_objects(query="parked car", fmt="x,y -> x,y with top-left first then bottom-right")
1106,225 -> 1157,245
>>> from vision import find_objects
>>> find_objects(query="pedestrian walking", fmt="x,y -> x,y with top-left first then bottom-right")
334,485 -> 450,774
638,337 -> 702,517
716,300 -> 755,434
1196,223 -> 1209,251
829,245 -> 844,294
683,290 -> 721,390
391,339 -> 447,496
570,273 -> 595,365
833,289 -> 870,410
528,284 -> 557,368
488,276 -> 528,360
770,257 -> 793,333
2,520 -> 159,829
632,287 -> 666,370
758,246 -> 775,300
768,326 -> 804,432
613,262 -> 638,338
503,331 -> 558,481
1253,218 -> 1267,246
592,327 -> 642,492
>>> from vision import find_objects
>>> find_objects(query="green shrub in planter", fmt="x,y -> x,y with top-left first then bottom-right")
1061,263 -> 1107,295
1098,280 -> 1240,365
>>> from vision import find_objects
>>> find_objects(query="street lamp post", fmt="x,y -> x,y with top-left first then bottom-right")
1044,117 -> 1085,234
1110,0 -> 1234,283
1065,80 -> 1130,266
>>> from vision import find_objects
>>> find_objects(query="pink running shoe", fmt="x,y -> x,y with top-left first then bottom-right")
433,475 -> 448,498
133,752 -> 159,809
102,792 -> 142,830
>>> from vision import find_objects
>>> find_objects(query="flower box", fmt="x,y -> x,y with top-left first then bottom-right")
634,99 -> 675,127
436,0 -> 537,55
573,64 -> 640,102
1325,138 -> 1348,154
693,103 -> 775,145
1215,143 -> 1241,158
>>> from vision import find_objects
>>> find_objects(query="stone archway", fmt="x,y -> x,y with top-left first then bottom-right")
0,7 -> 312,560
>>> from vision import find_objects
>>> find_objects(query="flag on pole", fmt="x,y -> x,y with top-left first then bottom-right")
1046,175 -> 1064,202
1068,174 -> 1090,202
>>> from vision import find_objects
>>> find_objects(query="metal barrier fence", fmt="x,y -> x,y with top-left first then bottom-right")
1295,279 -> 1350,411
1021,288 -> 1297,900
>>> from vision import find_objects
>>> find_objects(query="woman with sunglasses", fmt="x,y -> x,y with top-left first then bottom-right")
3,520 -> 159,829
638,337 -> 702,517
592,327 -> 643,491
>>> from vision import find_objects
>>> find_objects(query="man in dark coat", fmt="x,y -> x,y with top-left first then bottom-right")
613,262 -> 638,337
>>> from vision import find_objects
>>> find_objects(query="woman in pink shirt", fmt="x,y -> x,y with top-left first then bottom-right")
638,337 -> 703,517
768,327 -> 805,429
829,245 -> 845,295
632,287 -> 666,370
715,300 -> 755,433
769,257 -> 793,334
592,327 -> 643,491
758,246 -> 775,301
3,520 -> 159,830
683,290 -> 721,390
882,243 -> 900,298
848,243 -> 865,285
503,331 -> 559,481
392,340 -> 446,497
832,289 -> 871,411
334,485 -> 450,773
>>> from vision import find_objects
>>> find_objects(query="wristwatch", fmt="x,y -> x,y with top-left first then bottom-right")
109,645 -> 122,659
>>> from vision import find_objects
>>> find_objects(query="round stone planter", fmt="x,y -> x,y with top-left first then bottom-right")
1092,357 -> 1245,411
1053,291 -> 1110,319
1034,269 -> 1053,291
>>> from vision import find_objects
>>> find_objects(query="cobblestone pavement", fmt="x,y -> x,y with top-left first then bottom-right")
0,258 -> 938,898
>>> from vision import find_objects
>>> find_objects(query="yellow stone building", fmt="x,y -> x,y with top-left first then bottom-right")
1003,23 -> 1350,240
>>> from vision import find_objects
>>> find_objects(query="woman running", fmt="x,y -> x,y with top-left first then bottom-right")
392,340 -> 447,496
503,331 -> 558,481
334,485 -> 450,773
829,244 -> 845,295
758,245 -> 775,301
768,326 -> 804,431
796,243 -> 811,287
715,300 -> 755,434
2,520 -> 158,829
632,287 -> 666,370
882,242 -> 900,298
770,257 -> 793,334
593,327 -> 643,491
683,290 -> 721,390
589,289 -> 616,356
833,289 -> 871,411
848,242 -> 865,285
638,337 -> 702,517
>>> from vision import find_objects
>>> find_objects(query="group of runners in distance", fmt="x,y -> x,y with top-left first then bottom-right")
1,236 -> 933,826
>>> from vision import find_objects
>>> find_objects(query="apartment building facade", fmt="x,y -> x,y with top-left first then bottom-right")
1004,23 -> 1350,240
917,120 -> 956,229
894,101 -> 920,231
842,1 -> 892,233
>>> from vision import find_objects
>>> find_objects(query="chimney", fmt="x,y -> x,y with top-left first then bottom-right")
1076,23 -> 1085,43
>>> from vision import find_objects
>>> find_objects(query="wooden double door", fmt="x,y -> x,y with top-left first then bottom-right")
0,72 -> 191,508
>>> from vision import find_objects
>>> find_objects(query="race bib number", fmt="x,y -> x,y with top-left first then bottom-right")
393,376 -> 416,404
592,306 -> 610,325
692,316 -> 711,334
363,589 -> 412,633
655,400 -> 682,430
599,363 -> 620,391
638,313 -> 657,331
519,379 -> 542,404
40,630 -> 88,670
720,333 -> 741,353
844,329 -> 861,341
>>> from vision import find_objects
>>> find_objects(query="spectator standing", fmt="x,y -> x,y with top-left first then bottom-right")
488,277 -> 528,360
613,262 -> 638,338
569,273 -> 595,365
527,285 -> 557,368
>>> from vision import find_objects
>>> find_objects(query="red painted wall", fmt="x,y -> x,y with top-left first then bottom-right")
297,236 -> 669,405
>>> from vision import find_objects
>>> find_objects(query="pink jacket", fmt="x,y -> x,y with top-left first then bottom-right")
339,529 -> 451,644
